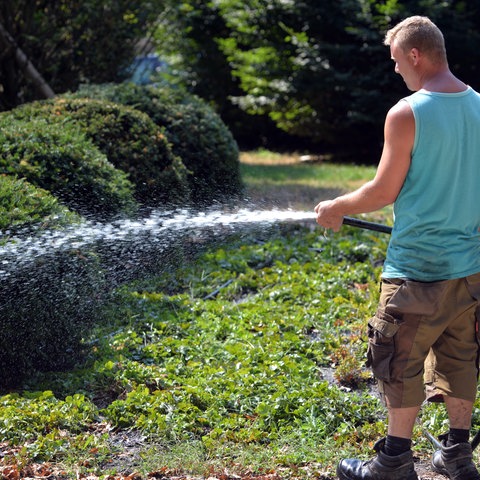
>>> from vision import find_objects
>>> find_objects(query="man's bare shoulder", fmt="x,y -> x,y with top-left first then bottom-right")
385,99 -> 415,132
382,99 -> 415,154
388,98 -> 414,118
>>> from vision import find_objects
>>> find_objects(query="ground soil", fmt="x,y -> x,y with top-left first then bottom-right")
413,458 -> 447,479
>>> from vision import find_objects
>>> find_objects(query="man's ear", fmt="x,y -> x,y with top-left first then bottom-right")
410,47 -> 420,65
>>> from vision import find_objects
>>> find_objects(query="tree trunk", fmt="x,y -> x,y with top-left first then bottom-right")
0,20 -> 55,99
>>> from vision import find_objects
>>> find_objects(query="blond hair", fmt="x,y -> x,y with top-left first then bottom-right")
384,16 -> 447,65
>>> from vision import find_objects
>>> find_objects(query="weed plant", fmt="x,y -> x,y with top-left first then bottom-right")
2,222 -> 477,478
0,223 -> 376,475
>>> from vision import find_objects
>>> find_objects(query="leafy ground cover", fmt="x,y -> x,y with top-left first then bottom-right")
1,151 -> 477,479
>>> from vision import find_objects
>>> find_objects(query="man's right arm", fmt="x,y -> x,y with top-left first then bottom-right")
315,100 -> 415,231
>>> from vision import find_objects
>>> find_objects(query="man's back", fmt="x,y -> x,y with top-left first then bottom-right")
383,87 -> 480,281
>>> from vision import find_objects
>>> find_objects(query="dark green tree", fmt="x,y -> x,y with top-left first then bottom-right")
154,0 -> 480,160
154,0 -> 285,148
0,0 -> 164,110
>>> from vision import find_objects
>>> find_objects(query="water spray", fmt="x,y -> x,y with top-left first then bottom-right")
0,209 -> 394,279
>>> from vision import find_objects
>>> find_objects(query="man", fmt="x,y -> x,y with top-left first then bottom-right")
315,16 -> 480,480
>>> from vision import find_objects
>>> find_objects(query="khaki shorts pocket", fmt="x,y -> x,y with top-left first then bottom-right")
465,273 -> 480,351
366,310 -> 401,382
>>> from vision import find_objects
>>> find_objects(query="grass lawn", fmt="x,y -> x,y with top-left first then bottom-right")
239,150 -> 378,212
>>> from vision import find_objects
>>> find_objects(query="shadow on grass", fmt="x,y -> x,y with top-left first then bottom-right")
241,183 -> 345,211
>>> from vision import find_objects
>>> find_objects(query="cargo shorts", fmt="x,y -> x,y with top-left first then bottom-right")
366,272 -> 480,408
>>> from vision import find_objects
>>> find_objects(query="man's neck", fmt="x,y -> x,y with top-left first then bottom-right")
421,69 -> 467,93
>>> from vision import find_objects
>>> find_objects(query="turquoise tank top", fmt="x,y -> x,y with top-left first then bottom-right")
382,87 -> 480,281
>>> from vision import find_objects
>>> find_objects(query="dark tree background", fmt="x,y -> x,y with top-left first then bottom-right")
0,0 -> 163,110
155,0 -> 480,160
2,0 -> 480,161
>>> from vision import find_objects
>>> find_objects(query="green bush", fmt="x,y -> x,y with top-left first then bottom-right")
10,97 -> 189,206
71,83 -> 243,202
0,127 -> 129,385
0,116 -> 136,218
0,175 -> 79,234
0,246 -> 108,388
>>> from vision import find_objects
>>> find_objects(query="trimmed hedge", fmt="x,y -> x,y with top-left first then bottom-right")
0,246 -> 107,388
9,97 -> 189,207
0,86 -> 242,386
0,116 -> 136,218
0,175 -> 79,234
0,120 -> 130,385
0,119 -> 125,386
71,83 -> 243,202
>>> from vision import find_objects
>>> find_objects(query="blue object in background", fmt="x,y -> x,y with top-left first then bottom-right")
128,54 -> 166,85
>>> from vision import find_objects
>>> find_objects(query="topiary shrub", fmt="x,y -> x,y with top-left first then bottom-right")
70,83 -> 243,203
0,174 -> 80,235
0,116 -> 136,218
0,123 -> 127,387
0,173 -> 112,388
10,97 -> 189,207
0,245 -> 108,388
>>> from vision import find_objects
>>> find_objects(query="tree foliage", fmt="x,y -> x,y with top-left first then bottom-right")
154,0 -> 480,159
3,1 -> 480,159
0,0 -> 164,110
153,0 -> 284,148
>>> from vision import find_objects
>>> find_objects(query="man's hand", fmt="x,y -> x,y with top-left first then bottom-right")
314,200 -> 344,232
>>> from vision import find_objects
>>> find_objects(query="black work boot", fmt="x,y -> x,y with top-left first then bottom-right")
336,438 -> 418,480
431,433 -> 480,479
